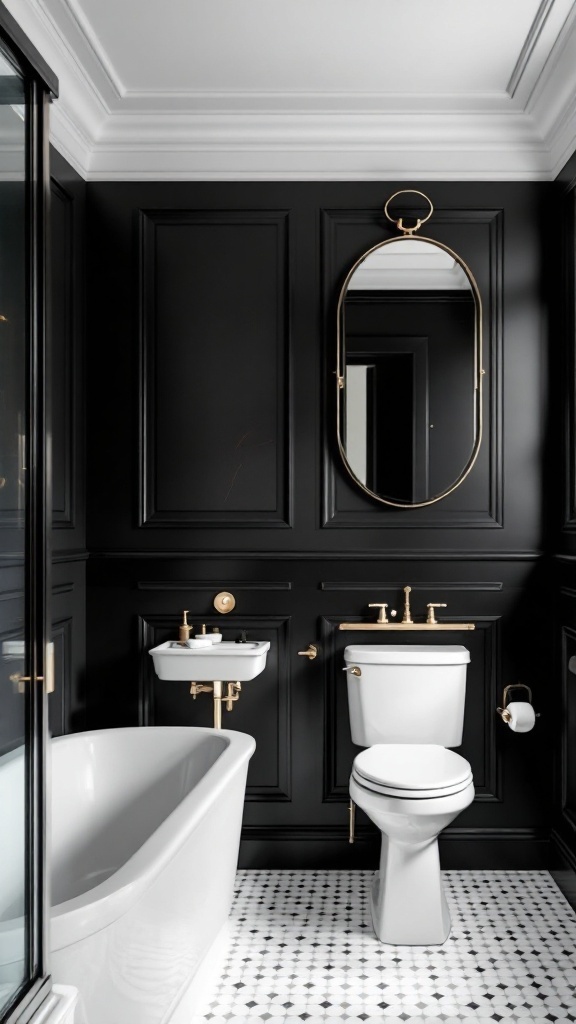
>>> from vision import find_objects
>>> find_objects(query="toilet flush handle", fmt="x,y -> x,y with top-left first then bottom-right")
343,665 -> 361,676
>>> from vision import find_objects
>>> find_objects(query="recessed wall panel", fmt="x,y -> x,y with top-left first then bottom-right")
50,179 -> 74,528
139,210 -> 290,527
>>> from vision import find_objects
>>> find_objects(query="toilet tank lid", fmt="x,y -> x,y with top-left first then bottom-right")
344,644 -> 470,665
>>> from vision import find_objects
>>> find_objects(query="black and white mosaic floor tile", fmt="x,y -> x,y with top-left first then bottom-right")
190,870 -> 576,1024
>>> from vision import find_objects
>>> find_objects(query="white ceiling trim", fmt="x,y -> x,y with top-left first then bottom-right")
5,0 -> 576,182
113,91 -> 517,116
506,0 -> 571,100
53,0 -> 125,99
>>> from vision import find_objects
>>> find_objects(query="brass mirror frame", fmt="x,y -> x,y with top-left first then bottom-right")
336,222 -> 484,509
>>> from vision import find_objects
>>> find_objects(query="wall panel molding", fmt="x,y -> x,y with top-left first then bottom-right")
50,177 -> 76,529
136,580 -> 292,591
321,208 -> 503,530
320,580 -> 504,591
560,623 -> 576,831
138,208 -> 291,529
89,550 -> 543,562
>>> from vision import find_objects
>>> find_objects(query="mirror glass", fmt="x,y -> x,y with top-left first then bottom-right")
337,235 -> 482,507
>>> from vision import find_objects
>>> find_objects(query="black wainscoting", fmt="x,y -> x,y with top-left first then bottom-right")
83,180 -> 552,868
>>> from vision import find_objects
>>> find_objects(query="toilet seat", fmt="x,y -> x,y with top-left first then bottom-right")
352,743 -> 473,800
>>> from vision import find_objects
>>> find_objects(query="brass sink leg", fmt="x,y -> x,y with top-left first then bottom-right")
213,680 -> 223,729
189,679 -> 243,729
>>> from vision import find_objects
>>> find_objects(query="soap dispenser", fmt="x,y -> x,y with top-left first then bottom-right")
178,611 -> 192,645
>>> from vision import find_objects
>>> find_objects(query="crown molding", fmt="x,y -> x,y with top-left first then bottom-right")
84,110 -> 550,182
4,0 -> 576,181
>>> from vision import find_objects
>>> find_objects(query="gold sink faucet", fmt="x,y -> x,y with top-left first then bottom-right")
402,586 -> 413,624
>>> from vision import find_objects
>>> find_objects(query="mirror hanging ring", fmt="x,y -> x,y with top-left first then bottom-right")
336,190 -> 484,509
384,189 -> 434,236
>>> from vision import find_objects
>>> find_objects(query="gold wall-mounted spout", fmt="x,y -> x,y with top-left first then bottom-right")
336,589 -> 475,626
402,586 -> 413,623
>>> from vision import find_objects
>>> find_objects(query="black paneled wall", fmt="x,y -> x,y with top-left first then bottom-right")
49,149 -> 86,735
552,154 -> 576,873
84,181 -> 552,868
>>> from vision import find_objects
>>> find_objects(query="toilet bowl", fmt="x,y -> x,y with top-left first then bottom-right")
350,743 -> 474,944
344,645 -> 474,945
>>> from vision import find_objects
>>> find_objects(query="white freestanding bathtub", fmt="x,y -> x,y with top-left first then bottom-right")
0,727 -> 255,1024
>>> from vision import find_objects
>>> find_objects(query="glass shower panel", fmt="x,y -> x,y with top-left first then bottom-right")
0,47 -> 29,1018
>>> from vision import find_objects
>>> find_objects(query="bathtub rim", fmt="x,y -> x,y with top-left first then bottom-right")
47,726 -> 255,951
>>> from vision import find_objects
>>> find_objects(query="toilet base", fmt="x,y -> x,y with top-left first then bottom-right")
370,833 -> 451,945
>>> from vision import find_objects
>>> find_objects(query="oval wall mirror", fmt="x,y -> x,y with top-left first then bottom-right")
336,192 -> 483,508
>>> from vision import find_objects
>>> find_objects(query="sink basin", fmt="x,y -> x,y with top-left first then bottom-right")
149,640 -> 270,681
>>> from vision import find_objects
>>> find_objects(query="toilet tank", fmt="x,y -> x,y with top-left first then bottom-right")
344,644 -> 470,747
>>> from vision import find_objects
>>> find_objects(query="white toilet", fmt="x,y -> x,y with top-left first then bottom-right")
345,643 -> 474,946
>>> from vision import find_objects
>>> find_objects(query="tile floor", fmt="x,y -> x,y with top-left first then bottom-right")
190,870 -> 576,1024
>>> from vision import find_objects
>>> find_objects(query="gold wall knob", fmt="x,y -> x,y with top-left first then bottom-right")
214,591 -> 235,614
297,644 -> 318,660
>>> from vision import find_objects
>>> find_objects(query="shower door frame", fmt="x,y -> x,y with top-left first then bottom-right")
0,5 -> 57,1024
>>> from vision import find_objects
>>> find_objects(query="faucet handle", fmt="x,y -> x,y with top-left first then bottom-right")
427,602 -> 447,625
368,603 -> 389,624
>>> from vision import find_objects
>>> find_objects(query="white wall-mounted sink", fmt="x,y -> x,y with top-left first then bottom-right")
149,640 -> 270,681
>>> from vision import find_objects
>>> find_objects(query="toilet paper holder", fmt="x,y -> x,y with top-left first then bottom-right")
496,683 -> 539,723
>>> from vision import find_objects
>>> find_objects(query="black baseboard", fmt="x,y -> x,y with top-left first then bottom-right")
550,827 -> 576,870
239,826 -> 551,870
549,830 -> 576,913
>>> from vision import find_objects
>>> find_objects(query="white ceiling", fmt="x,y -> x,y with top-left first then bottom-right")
6,0 -> 576,180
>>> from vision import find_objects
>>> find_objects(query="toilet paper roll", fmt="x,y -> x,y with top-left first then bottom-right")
506,701 -> 535,733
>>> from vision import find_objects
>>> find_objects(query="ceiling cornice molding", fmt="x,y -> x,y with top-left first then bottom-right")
115,90 -> 516,116
4,0 -> 576,182
3,0 -> 105,177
